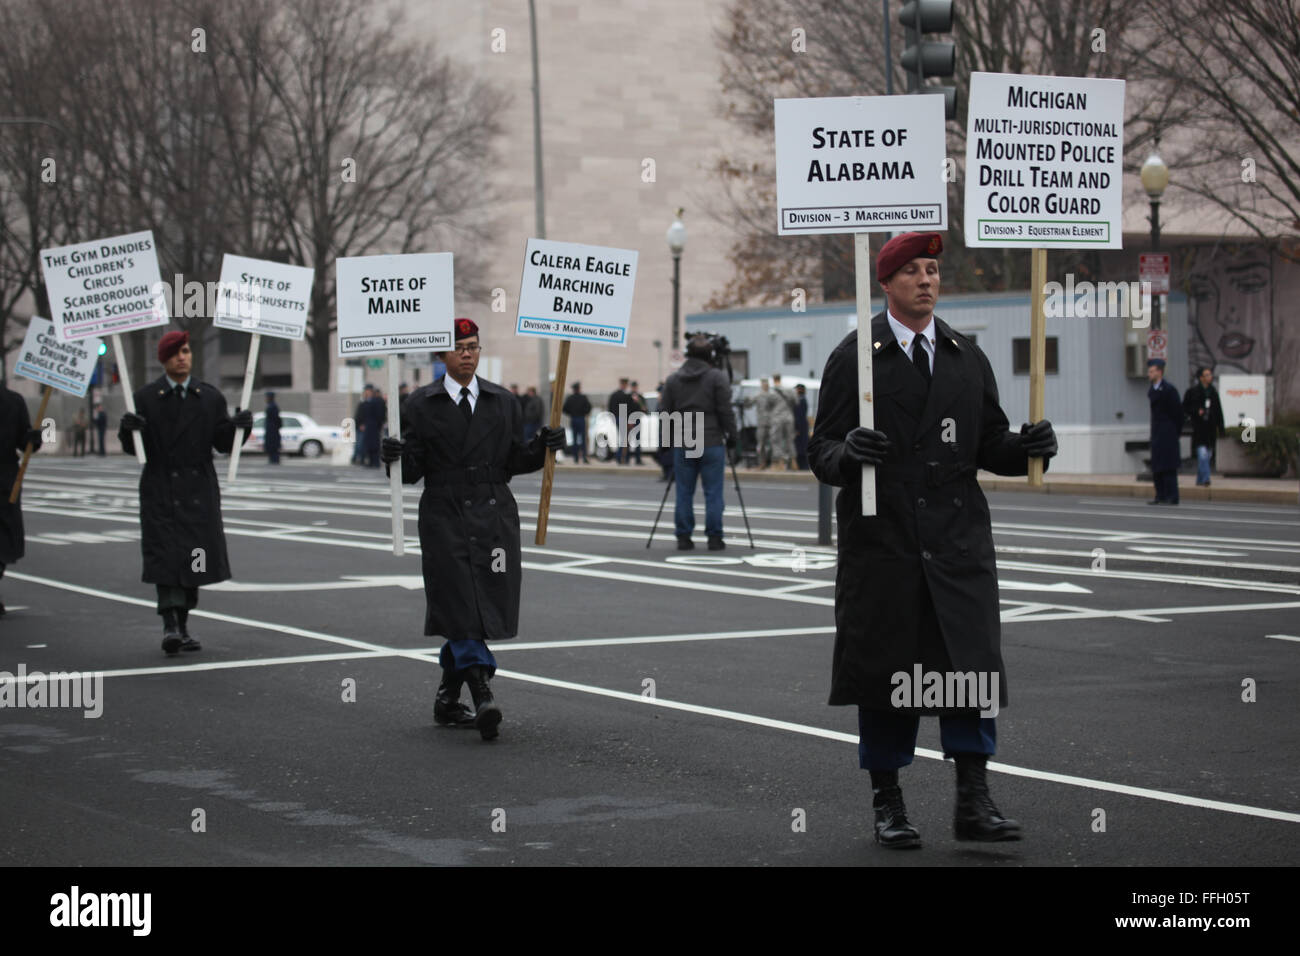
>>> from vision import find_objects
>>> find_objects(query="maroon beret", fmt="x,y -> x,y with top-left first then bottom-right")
454,317 -> 479,340
157,330 -> 189,364
877,232 -> 943,281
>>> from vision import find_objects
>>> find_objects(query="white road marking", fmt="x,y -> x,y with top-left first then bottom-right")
8,567 -> 1298,825
209,575 -> 425,592
1264,634 -> 1300,643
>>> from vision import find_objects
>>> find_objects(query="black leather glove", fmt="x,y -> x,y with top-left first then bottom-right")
843,426 -> 892,466
1020,419 -> 1058,458
381,436 -> 405,464
538,425 -> 565,451
121,412 -> 146,431
23,428 -> 42,451
232,407 -> 254,431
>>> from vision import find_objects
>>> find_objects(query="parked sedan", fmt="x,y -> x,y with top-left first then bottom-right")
245,412 -> 343,458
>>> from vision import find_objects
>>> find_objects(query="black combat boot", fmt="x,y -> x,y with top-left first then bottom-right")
870,769 -> 922,848
177,608 -> 201,652
161,609 -> 182,655
953,753 -> 1021,841
464,666 -> 502,741
433,670 -> 476,727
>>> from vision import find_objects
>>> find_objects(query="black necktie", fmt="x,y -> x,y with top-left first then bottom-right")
458,386 -> 472,423
174,383 -> 185,400
912,338 -> 932,389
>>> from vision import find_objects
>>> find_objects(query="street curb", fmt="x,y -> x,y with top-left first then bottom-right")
554,462 -> 1298,505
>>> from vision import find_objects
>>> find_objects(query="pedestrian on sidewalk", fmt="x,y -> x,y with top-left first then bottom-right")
1146,358 -> 1182,504
562,382 -> 592,463
1182,366 -> 1225,487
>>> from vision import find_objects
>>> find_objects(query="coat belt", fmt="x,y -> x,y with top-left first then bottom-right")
425,465 -> 508,486
875,461 -> 976,487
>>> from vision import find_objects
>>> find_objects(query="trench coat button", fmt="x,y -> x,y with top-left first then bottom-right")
171,470 -> 180,478
489,498 -> 496,505
917,497 -> 926,508
953,497 -> 962,507
921,550 -> 932,560
912,443 -> 921,452
469,536 -> 477,543
463,499 -> 472,507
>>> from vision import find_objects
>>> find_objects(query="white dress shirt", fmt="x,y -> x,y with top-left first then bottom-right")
886,311 -> 936,373
447,374 -> 480,412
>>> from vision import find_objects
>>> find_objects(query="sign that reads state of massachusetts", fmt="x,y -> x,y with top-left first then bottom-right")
965,72 -> 1126,248
14,316 -> 102,397
515,239 -> 638,346
335,252 -> 454,356
39,230 -> 169,342
213,254 -> 314,340
774,95 -> 948,236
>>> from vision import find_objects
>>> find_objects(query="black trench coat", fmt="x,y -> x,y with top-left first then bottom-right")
396,376 -> 547,641
1148,380 -> 1183,472
808,314 -> 1039,712
0,388 -> 35,565
120,376 -> 243,587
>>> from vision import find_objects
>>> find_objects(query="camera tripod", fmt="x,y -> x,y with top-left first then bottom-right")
646,449 -> 755,549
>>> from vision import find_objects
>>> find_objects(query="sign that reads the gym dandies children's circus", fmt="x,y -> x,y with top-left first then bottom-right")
965,72 -> 1126,248
774,94 -> 948,236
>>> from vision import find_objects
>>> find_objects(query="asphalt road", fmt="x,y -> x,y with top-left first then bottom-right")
2,453 -> 1297,866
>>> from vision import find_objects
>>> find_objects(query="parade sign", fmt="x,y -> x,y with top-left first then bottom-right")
39,230 -> 169,341
213,254 -> 313,340
335,252 -> 454,357
515,239 -> 638,347
13,317 -> 102,398
965,72 -> 1126,248
773,94 -> 948,236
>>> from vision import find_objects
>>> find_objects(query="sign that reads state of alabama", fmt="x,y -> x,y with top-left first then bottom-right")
515,239 -> 638,346
774,95 -> 948,236
965,72 -> 1126,248
213,254 -> 314,340
335,252 -> 454,356
39,230 -> 169,342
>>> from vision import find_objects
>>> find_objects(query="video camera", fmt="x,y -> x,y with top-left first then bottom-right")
683,330 -> 733,381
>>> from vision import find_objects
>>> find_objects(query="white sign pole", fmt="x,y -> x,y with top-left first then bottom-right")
387,357 -> 404,556
227,332 -> 261,483
112,333 -> 146,465
854,234 -> 876,516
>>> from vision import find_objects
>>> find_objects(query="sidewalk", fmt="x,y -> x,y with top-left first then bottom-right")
553,458 -> 1298,505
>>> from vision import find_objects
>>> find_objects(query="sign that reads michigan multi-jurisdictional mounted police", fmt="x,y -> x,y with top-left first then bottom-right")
774,95 -> 948,236
39,230 -> 169,342
213,254 -> 314,340
14,317 -> 102,398
965,72 -> 1126,248
335,252 -> 454,356
515,239 -> 638,347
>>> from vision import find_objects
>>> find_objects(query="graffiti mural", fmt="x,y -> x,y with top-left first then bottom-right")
1180,244 -> 1273,378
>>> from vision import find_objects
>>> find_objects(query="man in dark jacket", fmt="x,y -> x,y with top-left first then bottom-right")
793,383 -> 811,470
362,387 -> 386,467
264,390 -> 282,464
808,232 -> 1057,850
521,386 -> 544,443
659,335 -> 738,551
1182,366 -> 1225,487
0,387 -> 42,616
382,318 -> 563,740
93,403 -> 107,456
608,378 -> 632,464
120,331 -> 252,654
1147,358 -> 1183,504
562,382 -> 592,463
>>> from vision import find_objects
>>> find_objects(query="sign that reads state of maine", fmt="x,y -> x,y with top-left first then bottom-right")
335,252 -> 454,356
39,230 -> 169,342
213,254 -> 314,340
515,239 -> 638,346
774,95 -> 948,236
965,72 -> 1126,248
14,316 -> 102,397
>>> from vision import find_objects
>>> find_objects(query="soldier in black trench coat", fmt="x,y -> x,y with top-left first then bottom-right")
1146,358 -> 1183,504
0,387 -> 42,616
808,232 -> 1058,849
382,318 -> 563,740
120,331 -> 252,654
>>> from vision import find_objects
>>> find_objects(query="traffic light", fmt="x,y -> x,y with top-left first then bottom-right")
98,342 -> 108,356
899,0 -> 957,120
